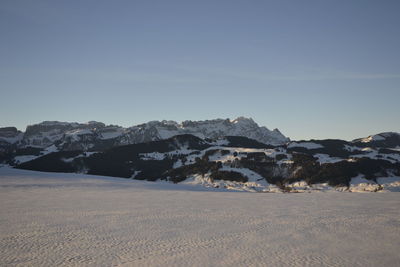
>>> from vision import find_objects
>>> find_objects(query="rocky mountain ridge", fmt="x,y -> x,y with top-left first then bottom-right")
1,118 -> 399,193
0,117 -> 289,151
4,131 -> 400,193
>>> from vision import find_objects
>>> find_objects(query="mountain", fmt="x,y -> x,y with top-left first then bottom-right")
0,127 -> 23,159
2,118 -> 399,192
0,127 -> 23,145
0,117 -> 289,153
12,132 -> 400,193
352,132 -> 400,148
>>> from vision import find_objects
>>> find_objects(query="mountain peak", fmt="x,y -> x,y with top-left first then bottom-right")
1,117 -> 289,149
352,132 -> 400,148
231,116 -> 255,124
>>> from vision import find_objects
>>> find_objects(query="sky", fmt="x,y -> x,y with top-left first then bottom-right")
1,0 -> 399,141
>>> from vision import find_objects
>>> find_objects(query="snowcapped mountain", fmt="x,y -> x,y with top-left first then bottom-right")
129,117 -> 288,145
3,118 -> 399,193
0,127 -> 23,156
0,117 -> 289,151
2,120 -> 400,192
14,132 -> 400,192
0,127 -> 23,145
352,132 -> 400,148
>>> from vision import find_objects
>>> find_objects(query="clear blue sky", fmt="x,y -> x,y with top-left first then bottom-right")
1,0 -> 399,140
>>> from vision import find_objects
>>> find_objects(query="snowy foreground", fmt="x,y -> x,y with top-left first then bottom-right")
0,168 -> 399,267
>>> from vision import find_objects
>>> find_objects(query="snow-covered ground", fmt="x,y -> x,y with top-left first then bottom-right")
0,167 -> 399,267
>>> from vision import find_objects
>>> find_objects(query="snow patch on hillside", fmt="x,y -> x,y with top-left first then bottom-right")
350,149 -> 400,163
14,145 -> 59,164
0,133 -> 23,144
313,154 -> 343,164
360,134 -> 386,143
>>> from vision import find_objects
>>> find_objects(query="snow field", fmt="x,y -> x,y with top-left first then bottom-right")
0,167 -> 399,266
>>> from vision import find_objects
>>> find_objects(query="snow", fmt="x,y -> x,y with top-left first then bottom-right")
23,129 -> 65,147
220,166 -> 265,181
0,167 -> 399,266
0,133 -> 23,144
356,133 -> 398,144
140,152 -> 166,160
182,172 -> 277,192
12,117 -> 288,151
360,134 -> 386,143
99,129 -> 124,140
61,152 -> 96,163
343,144 -> 359,152
157,129 -> 182,139
131,170 -> 141,179
138,146 -> 289,172
139,146 -> 281,165
207,151 -> 241,163
61,156 -> 76,163
65,129 -> 93,141
153,117 -> 288,145
361,147 -> 374,152
220,166 -> 270,190
349,175 -> 381,192
230,116 -> 254,124
313,154 -> 343,164
13,155 -> 38,164
346,176 -> 400,192
13,145 -> 59,164
182,146 -> 279,166
350,149 -> 400,163
173,159 -> 183,168
140,147 -> 197,161
377,177 -> 400,192
288,142 -> 324,149
287,181 -> 310,191
43,144 -> 58,153
174,166 -> 275,192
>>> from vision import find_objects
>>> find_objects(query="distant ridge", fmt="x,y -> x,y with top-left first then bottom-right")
0,117 -> 289,151
1,119 -> 400,192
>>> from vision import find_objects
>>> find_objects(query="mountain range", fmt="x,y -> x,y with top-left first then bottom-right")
1,117 -> 399,192
0,117 -> 288,151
